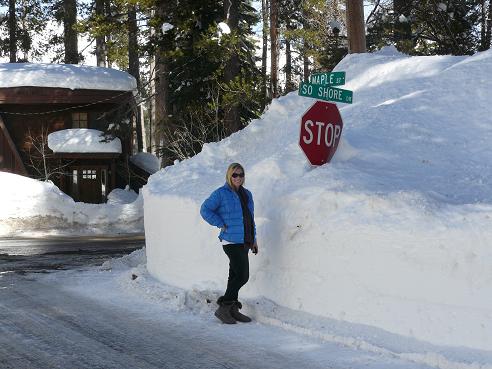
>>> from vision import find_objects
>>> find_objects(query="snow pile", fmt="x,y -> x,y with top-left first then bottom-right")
130,152 -> 160,174
0,172 -> 143,237
0,63 -> 137,91
143,49 -> 492,351
107,186 -> 139,205
48,129 -> 122,153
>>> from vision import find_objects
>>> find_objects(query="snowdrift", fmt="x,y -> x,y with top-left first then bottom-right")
143,48 -> 492,351
0,172 -> 143,237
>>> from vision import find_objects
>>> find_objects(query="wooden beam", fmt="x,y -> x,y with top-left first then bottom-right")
51,152 -> 120,159
0,87 -> 133,105
0,114 -> 28,175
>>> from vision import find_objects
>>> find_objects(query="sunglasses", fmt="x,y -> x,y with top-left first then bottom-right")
231,173 -> 245,178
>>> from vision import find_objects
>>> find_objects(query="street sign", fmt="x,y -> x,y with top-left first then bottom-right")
308,71 -> 345,86
298,82 -> 353,104
299,101 -> 343,166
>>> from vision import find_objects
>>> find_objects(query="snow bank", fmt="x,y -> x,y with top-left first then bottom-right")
0,63 -> 136,91
107,186 -> 139,205
130,152 -> 160,174
143,50 -> 492,351
48,129 -> 122,153
0,172 -> 143,237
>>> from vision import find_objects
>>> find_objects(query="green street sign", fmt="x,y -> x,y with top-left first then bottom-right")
308,71 -> 345,86
299,82 -> 353,104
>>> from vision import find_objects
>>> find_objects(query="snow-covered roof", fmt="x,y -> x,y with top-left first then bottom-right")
0,63 -> 137,91
48,129 -> 122,154
130,152 -> 160,174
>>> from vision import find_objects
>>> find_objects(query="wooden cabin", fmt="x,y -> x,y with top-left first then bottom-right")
0,63 -> 137,204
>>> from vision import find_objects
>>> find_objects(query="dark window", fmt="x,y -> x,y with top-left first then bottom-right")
72,112 -> 88,128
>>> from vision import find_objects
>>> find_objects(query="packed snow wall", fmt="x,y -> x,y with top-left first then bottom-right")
0,172 -> 143,236
144,48 -> 492,351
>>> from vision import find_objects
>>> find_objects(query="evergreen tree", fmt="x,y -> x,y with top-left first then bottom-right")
284,0 -> 347,80
153,0 -> 262,163
0,0 -> 50,62
367,0 -> 482,55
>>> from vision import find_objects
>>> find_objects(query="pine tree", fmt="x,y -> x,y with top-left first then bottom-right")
0,0 -> 50,62
367,0 -> 482,55
149,0 -> 262,163
285,0 -> 347,79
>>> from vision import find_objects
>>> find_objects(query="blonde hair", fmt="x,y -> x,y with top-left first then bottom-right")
226,163 -> 245,188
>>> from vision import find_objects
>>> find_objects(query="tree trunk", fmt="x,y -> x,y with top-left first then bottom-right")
105,0 -> 112,67
485,0 -> 492,50
63,0 -> 79,64
18,3 -> 29,61
261,0 -> 269,109
95,0 -> 106,67
154,0 -> 173,166
346,0 -> 366,53
149,55 -> 155,153
128,3 -> 143,152
224,0 -> 241,134
302,5 -> 309,82
8,0 -> 16,63
270,0 -> 279,98
285,21 -> 294,93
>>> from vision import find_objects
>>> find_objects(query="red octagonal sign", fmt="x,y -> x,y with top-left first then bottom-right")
299,101 -> 343,166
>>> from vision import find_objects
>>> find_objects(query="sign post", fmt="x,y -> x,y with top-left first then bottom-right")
298,70 -> 352,165
298,82 -> 353,104
299,101 -> 343,166
308,71 -> 346,86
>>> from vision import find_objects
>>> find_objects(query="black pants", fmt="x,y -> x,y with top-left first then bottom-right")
222,244 -> 250,302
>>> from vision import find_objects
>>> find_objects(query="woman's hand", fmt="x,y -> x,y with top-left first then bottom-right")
251,241 -> 258,255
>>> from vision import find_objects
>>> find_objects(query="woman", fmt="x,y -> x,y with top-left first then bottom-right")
200,163 -> 258,324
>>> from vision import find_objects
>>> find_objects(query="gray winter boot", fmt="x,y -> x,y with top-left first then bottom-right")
214,299 -> 237,324
230,301 -> 252,323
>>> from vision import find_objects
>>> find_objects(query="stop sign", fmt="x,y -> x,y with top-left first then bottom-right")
299,101 -> 343,166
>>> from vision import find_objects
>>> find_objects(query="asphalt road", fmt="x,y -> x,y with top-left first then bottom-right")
0,236 -> 336,369
0,237 -> 438,369
0,235 -> 144,274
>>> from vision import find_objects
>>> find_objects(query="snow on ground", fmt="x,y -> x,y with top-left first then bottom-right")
48,129 -> 122,153
107,186 -> 139,205
143,47 -> 492,354
0,172 -> 143,237
39,248 -> 492,369
0,63 -> 136,91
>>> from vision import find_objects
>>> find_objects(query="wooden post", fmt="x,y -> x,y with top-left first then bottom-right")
346,0 -> 366,53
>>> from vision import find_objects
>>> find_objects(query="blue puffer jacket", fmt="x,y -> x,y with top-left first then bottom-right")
200,183 -> 256,244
